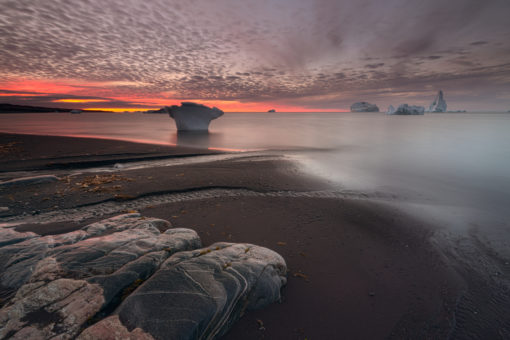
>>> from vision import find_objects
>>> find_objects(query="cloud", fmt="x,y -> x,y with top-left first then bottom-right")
0,0 -> 509,110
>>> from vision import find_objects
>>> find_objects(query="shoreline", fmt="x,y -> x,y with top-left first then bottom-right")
0,132 -> 498,338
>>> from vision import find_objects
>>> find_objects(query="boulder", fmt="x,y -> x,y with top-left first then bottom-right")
0,215 -> 287,340
165,102 -> 224,131
350,102 -> 379,112
79,242 -> 286,340
391,104 -> 425,115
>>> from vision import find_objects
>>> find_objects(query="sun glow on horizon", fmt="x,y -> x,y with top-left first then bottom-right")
54,99 -> 110,103
0,78 -> 350,112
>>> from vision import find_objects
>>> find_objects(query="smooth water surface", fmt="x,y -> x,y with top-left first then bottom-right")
1,111 -> 510,253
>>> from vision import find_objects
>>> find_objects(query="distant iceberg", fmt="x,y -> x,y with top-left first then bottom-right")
428,90 -> 447,112
350,102 -> 379,112
165,102 -> 224,131
387,105 -> 396,114
389,104 -> 425,115
267,109 -> 276,113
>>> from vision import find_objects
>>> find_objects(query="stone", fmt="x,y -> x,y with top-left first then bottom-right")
81,242 -> 287,340
0,215 -> 201,339
0,215 -> 287,340
428,90 -> 447,112
76,315 -> 154,340
267,109 -> 276,113
165,102 -> 224,131
350,102 -> 379,112
391,104 -> 425,115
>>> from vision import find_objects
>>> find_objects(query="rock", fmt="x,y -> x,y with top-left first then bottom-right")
387,105 -> 396,114
428,90 -> 447,112
0,214 -> 201,339
0,227 -> 38,247
267,109 -> 276,113
0,175 -> 59,187
76,315 -> 154,340
391,104 -> 425,115
0,207 -> 8,213
165,102 -> 224,131
80,242 -> 287,340
350,102 -> 379,112
0,215 -> 287,340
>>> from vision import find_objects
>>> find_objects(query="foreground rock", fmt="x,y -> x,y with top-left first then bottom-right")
390,104 -> 425,115
428,90 -> 447,112
0,214 -> 286,339
79,243 -> 286,339
350,102 -> 379,112
165,102 -> 224,131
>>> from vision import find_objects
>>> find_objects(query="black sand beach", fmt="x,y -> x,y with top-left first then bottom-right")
0,133 -> 499,339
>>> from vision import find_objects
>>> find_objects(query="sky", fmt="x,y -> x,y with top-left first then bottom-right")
1,0 -> 510,112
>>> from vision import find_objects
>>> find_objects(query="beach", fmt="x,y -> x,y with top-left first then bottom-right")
0,132 -> 475,339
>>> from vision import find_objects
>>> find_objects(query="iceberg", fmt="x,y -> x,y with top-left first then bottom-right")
350,102 -> 379,112
387,105 -> 396,114
267,109 -> 276,113
165,102 -> 224,131
428,90 -> 447,112
391,104 -> 425,115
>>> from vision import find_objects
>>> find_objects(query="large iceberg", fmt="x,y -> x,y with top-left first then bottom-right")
387,105 -> 396,114
165,102 -> 224,131
390,104 -> 425,115
428,90 -> 447,112
350,102 -> 379,112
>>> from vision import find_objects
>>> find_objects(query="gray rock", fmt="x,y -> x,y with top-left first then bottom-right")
80,242 -> 286,339
77,315 -> 154,340
0,227 -> 38,247
165,102 -> 224,131
0,215 -> 201,339
0,215 -> 287,340
391,104 -> 425,115
350,102 -> 380,112
0,175 -> 59,187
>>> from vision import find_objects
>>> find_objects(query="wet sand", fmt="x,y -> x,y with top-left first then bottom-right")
0,133 -> 467,338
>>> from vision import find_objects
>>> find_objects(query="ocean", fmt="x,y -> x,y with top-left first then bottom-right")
1,111 -> 510,258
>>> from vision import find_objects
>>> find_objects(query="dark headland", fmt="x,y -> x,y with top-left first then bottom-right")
0,103 -> 113,113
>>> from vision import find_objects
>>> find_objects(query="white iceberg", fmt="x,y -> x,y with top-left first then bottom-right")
165,102 -> 224,131
387,105 -> 396,114
391,104 -> 425,115
350,102 -> 379,112
428,90 -> 447,112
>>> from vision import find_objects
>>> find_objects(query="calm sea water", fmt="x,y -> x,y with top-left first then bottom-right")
1,111 -> 510,255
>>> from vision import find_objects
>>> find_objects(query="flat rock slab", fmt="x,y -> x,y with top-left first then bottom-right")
0,214 -> 286,339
